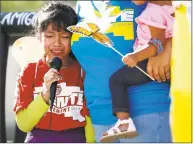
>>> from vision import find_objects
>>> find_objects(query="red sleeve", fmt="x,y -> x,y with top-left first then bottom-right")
13,63 -> 36,113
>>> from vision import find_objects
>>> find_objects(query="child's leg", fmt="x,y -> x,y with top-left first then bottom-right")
100,59 -> 152,142
110,59 -> 151,118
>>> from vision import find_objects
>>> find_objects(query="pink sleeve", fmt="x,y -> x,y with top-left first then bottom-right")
163,6 -> 174,38
135,4 -> 174,38
133,24 -> 151,51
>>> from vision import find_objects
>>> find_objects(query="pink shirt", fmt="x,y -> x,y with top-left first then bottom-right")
133,3 -> 175,51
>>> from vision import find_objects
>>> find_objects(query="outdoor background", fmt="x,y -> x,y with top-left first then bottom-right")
1,1 -> 192,143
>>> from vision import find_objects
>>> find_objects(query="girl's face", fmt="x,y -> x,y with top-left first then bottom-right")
40,23 -> 72,61
132,0 -> 147,5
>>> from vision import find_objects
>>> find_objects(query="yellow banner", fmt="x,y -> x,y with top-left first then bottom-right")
170,5 -> 192,142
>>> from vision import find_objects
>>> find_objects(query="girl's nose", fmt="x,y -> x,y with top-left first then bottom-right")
53,35 -> 61,46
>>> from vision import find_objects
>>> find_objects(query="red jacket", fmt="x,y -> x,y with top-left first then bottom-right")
13,59 -> 89,131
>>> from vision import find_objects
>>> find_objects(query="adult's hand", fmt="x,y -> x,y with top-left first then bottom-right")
147,37 -> 172,82
147,51 -> 171,82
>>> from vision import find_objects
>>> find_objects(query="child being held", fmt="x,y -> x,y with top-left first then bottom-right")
100,0 -> 174,142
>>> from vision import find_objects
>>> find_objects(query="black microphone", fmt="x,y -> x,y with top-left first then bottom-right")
49,57 -> 62,110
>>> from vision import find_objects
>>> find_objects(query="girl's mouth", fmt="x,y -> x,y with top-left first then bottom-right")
51,50 -> 63,55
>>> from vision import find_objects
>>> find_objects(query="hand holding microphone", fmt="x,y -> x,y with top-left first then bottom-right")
42,57 -> 62,110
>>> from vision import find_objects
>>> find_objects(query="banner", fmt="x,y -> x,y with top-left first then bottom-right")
170,4 -> 192,142
1,12 -> 36,34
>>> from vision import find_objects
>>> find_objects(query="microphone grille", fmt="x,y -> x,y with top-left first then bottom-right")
49,57 -> 62,71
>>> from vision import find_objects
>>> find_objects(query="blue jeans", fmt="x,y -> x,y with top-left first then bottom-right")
93,112 -> 172,143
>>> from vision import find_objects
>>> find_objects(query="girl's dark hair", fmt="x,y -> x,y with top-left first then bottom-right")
33,1 -> 78,33
33,1 -> 78,60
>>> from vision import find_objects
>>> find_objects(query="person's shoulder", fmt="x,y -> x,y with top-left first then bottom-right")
18,59 -> 44,78
20,63 -> 36,74
17,62 -> 36,82
143,3 -> 173,15
67,60 -> 83,78
72,60 -> 81,69
136,3 -> 170,26
141,3 -> 161,14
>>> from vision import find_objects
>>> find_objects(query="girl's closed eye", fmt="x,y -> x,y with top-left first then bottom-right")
44,32 -> 54,38
62,36 -> 70,39
61,33 -> 71,39
45,35 -> 53,38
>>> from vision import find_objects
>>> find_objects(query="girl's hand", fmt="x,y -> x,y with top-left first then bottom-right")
42,68 -> 62,103
122,53 -> 137,68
